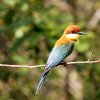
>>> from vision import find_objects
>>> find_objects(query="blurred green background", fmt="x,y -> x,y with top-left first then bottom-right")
0,0 -> 100,100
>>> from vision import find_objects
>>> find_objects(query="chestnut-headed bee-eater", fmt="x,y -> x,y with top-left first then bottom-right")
36,25 -> 86,94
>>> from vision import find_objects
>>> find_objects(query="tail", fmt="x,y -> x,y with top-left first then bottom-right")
36,70 -> 50,94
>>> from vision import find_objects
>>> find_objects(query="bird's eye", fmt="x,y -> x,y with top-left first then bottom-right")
71,30 -> 75,33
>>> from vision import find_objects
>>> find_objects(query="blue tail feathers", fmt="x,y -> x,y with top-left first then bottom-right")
36,71 -> 50,94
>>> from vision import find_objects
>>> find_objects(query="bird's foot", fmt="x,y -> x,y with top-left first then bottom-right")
59,61 -> 67,67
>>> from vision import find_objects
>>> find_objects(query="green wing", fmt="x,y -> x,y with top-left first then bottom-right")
46,42 -> 74,68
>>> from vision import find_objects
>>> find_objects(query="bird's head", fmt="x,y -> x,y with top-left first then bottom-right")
55,25 -> 86,46
64,25 -> 86,42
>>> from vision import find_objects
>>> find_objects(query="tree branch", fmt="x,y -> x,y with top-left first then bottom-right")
0,59 -> 99,69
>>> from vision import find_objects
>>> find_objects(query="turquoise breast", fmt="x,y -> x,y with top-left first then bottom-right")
46,42 -> 74,68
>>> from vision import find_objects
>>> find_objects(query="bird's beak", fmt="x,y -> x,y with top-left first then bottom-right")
77,32 -> 87,35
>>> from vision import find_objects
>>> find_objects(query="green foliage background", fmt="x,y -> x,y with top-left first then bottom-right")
0,0 -> 100,100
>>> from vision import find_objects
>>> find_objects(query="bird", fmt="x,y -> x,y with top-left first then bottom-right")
36,25 -> 86,94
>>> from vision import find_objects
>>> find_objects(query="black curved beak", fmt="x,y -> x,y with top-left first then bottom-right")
78,32 -> 87,35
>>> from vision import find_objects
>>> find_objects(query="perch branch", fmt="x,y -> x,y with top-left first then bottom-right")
0,59 -> 99,69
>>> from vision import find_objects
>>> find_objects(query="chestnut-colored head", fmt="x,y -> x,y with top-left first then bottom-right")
64,25 -> 80,34
55,25 -> 86,46
64,25 -> 86,41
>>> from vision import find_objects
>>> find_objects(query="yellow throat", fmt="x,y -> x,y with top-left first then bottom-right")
55,34 -> 80,47
66,34 -> 80,42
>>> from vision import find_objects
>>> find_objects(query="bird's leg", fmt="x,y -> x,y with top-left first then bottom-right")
59,61 -> 67,67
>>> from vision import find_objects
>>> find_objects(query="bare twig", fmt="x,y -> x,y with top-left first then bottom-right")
0,64 -> 45,69
67,60 -> 100,65
88,52 -> 93,61
0,59 -> 99,69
